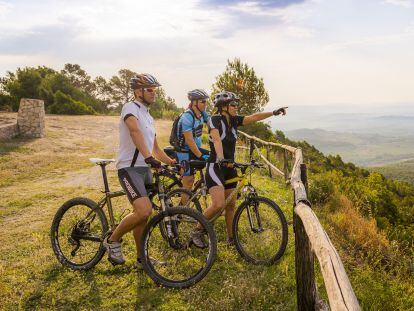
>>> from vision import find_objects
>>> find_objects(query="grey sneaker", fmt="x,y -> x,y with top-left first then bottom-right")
190,229 -> 208,249
103,236 -> 125,265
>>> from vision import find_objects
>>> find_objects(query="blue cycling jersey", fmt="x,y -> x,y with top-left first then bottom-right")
177,109 -> 209,151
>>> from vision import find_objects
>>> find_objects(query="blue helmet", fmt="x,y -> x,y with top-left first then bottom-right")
187,89 -> 209,101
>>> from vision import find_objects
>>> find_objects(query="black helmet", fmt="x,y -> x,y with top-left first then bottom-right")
187,89 -> 209,101
130,73 -> 161,90
213,91 -> 239,107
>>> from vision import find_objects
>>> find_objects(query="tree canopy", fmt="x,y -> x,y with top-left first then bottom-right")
211,58 -> 269,115
0,64 -> 181,118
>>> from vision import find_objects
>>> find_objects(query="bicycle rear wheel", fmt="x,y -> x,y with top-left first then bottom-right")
140,207 -> 217,288
233,196 -> 288,265
50,197 -> 108,270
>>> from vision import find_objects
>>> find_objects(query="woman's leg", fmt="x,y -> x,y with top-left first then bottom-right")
224,188 -> 237,239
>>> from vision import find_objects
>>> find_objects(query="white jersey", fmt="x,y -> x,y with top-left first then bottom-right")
116,101 -> 156,169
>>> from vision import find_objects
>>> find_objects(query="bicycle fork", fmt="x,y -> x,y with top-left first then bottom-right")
246,200 -> 264,233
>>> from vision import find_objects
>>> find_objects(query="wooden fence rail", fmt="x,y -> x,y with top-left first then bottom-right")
238,130 -> 360,311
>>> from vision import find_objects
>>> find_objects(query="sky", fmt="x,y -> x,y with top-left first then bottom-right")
0,0 -> 414,108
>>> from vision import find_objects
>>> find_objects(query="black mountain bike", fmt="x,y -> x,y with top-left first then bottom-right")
50,158 -> 217,288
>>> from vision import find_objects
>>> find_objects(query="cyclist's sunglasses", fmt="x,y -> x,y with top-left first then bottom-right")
229,102 -> 239,107
199,99 -> 207,104
144,88 -> 156,93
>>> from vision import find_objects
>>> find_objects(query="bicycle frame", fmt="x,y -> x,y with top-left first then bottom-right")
84,165 -> 176,231
209,169 -> 250,223
182,164 -> 256,223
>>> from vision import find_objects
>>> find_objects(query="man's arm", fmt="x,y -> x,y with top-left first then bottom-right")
183,131 -> 203,158
124,116 -> 151,158
153,137 -> 176,165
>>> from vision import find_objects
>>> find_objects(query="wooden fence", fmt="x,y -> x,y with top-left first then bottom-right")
238,130 -> 361,311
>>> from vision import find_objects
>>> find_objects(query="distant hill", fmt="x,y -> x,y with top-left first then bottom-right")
285,128 -> 414,166
369,159 -> 414,185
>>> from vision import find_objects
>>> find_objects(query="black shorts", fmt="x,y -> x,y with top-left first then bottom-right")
118,167 -> 153,203
205,163 -> 238,190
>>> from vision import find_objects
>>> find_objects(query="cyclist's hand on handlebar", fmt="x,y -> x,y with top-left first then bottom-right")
219,158 -> 234,168
198,154 -> 209,161
145,156 -> 161,169
273,107 -> 288,116
167,157 -> 177,166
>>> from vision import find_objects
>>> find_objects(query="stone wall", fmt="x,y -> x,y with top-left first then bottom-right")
0,98 -> 45,141
0,123 -> 19,141
17,98 -> 45,138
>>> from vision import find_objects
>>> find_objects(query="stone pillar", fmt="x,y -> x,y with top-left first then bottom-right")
17,98 -> 45,138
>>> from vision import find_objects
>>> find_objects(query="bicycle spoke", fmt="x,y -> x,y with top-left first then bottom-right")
235,198 -> 287,264
56,204 -> 104,266
144,211 -> 213,284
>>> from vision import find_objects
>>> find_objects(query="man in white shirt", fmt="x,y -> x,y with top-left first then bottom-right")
103,73 -> 175,266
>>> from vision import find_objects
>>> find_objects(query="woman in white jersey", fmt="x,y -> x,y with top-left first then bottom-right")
103,73 -> 176,266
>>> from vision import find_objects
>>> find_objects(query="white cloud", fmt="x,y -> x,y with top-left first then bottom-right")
383,0 -> 414,8
0,1 -> 12,15
0,0 -> 414,106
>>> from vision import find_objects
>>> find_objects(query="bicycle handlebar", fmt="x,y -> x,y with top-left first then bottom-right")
220,159 -> 265,169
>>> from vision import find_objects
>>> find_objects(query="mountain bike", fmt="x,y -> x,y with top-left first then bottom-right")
50,158 -> 216,288
176,159 -> 288,265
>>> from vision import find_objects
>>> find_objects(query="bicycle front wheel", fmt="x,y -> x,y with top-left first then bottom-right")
140,207 -> 217,288
50,197 -> 108,270
233,196 -> 288,265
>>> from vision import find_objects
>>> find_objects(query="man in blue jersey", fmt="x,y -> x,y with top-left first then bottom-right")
176,89 -> 210,191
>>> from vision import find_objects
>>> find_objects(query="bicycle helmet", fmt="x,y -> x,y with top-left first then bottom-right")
130,73 -> 161,90
213,91 -> 239,108
187,89 -> 209,101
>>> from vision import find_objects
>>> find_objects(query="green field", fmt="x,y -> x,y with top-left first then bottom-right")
1,115 -> 413,310
0,115 -> 302,310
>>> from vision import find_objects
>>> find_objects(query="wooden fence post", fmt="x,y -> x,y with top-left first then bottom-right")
283,149 -> 289,183
266,145 -> 272,178
294,164 -> 317,311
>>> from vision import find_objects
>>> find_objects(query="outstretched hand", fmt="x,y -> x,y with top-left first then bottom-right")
273,107 -> 288,116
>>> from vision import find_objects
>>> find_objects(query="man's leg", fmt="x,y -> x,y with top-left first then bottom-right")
130,197 -> 152,258
110,196 -> 152,242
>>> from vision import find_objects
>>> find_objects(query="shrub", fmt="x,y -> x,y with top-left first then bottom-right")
308,173 -> 335,205
0,94 -> 15,111
49,91 -> 95,115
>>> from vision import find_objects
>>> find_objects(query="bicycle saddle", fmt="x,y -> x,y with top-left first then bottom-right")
89,158 -> 115,166
163,146 -> 177,159
189,160 -> 206,170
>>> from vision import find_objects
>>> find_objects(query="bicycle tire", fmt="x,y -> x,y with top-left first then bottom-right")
233,196 -> 288,265
140,207 -> 217,288
50,197 -> 108,270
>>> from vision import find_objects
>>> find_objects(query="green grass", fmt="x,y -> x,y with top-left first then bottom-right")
1,115 -> 413,310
